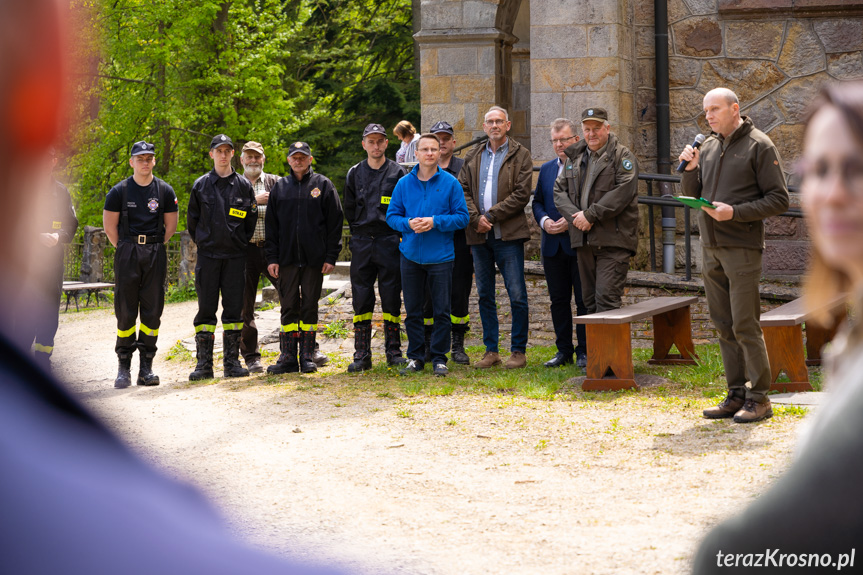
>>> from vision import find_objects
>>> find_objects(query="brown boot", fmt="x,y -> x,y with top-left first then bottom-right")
505,351 -> 527,369
703,390 -> 746,419
733,397 -> 773,423
474,351 -> 501,369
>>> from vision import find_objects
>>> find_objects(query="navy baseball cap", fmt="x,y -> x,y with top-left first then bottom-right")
130,141 -> 155,156
429,121 -> 454,136
288,142 -> 312,156
210,134 -> 234,150
362,123 -> 387,137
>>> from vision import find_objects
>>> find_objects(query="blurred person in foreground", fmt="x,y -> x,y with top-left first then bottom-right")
692,82 -> 863,572
0,1 -> 344,573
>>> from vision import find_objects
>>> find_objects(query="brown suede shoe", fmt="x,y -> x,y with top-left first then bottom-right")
474,351 -> 501,369
703,392 -> 746,419
505,351 -> 527,369
733,398 -> 773,423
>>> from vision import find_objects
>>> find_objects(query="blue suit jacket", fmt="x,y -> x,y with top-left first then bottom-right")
532,158 -> 574,257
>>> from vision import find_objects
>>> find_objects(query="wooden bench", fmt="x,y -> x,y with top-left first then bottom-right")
761,296 -> 846,392
62,282 -> 114,311
574,296 -> 700,391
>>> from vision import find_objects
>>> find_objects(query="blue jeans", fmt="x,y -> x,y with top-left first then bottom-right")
401,254 -> 453,364
471,237 -> 528,353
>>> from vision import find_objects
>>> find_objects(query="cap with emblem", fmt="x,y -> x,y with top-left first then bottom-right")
288,142 -> 312,157
130,141 -> 156,156
581,108 -> 609,123
362,124 -> 387,138
429,121 -> 454,136
241,141 -> 265,155
210,134 -> 234,150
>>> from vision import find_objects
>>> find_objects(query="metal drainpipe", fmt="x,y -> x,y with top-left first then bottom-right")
655,0 -> 675,274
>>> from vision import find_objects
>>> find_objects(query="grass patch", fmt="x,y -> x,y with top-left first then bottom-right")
322,320 -> 350,339
165,281 -> 197,304
165,339 -> 193,362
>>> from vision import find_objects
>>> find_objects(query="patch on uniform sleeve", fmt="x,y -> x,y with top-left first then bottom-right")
310,187 -> 321,198
380,196 -> 391,205
52,221 -> 62,230
622,159 -> 633,172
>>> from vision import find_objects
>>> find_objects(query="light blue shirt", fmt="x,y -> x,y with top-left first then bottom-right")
478,138 -> 509,239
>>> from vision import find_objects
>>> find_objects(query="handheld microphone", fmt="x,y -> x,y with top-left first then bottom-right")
676,134 -> 707,173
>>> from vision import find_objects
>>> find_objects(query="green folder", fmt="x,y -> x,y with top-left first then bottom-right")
675,196 -> 716,210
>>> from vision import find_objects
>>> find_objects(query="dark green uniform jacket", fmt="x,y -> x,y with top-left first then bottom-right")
552,133 -> 639,254
681,116 -> 790,250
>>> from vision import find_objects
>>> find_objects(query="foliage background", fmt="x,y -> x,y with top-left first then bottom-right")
66,0 -> 419,228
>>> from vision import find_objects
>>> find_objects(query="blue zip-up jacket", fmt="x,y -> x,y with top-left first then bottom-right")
386,165 -> 469,265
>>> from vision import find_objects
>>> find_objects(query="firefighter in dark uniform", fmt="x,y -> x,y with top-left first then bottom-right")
265,142 -> 343,374
187,134 -> 257,380
103,141 -> 179,388
18,147 -> 78,372
343,123 -> 407,372
422,121 -> 472,364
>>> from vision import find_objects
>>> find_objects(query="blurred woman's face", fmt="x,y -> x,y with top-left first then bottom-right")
802,105 -> 863,283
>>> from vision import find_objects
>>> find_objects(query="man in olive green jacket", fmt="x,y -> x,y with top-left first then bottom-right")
459,106 -> 534,369
553,107 -> 639,314
679,87 -> 789,424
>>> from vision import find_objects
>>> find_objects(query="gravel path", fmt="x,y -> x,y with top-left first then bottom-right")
52,301 -> 808,574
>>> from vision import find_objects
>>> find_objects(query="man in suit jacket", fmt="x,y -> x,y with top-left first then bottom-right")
533,118 -> 588,368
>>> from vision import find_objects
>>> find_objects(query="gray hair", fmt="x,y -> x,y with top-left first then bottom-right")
550,118 -> 577,134
484,106 -> 510,122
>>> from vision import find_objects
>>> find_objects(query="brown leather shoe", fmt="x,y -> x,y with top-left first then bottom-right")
474,351 -> 501,369
703,392 -> 745,419
733,398 -> 773,423
505,351 -> 527,369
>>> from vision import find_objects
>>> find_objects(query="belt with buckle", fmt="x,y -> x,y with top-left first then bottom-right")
123,235 -> 161,245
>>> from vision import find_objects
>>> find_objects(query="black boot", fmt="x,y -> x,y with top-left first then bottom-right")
34,350 -> 52,372
451,328 -> 470,365
348,322 -> 372,373
268,332 -> 299,374
223,330 -> 249,378
312,341 -> 329,367
424,325 -> 432,363
189,332 -> 215,381
115,353 -> 133,389
299,331 -> 317,374
137,350 -> 160,386
384,320 -> 406,366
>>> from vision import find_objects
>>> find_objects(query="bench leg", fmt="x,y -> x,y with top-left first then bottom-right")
805,315 -> 842,366
763,325 -> 812,392
649,306 -> 698,365
582,323 -> 637,391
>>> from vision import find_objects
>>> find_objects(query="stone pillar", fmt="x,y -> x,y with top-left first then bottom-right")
415,0 -> 518,142
529,0 -> 636,163
179,231 -> 197,287
80,226 -> 106,282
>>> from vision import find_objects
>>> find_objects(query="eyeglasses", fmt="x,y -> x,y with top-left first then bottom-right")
550,136 -> 576,145
484,119 -> 507,126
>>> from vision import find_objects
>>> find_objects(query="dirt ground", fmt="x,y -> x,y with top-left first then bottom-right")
52,301 -> 809,574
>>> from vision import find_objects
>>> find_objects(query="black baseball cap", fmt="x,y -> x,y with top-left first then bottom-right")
131,141 -> 155,156
581,108 -> 609,123
288,142 -> 312,156
429,121 -> 454,136
362,123 -> 387,137
210,134 -> 234,150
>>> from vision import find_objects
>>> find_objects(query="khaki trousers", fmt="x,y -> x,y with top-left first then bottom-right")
702,246 -> 771,400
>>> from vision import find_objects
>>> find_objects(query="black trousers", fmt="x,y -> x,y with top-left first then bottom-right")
278,265 -> 323,331
349,234 -> 402,325
240,243 -> 280,362
423,228 -> 472,333
193,254 -> 245,333
17,248 -> 65,357
542,248 -> 587,357
114,241 -> 167,356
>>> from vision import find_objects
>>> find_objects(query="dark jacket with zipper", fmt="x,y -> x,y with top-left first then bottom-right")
343,159 -> 405,237
552,133 -> 639,254
681,116 -> 789,250
265,169 -> 343,269
187,169 -> 256,258
458,137 -> 533,246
